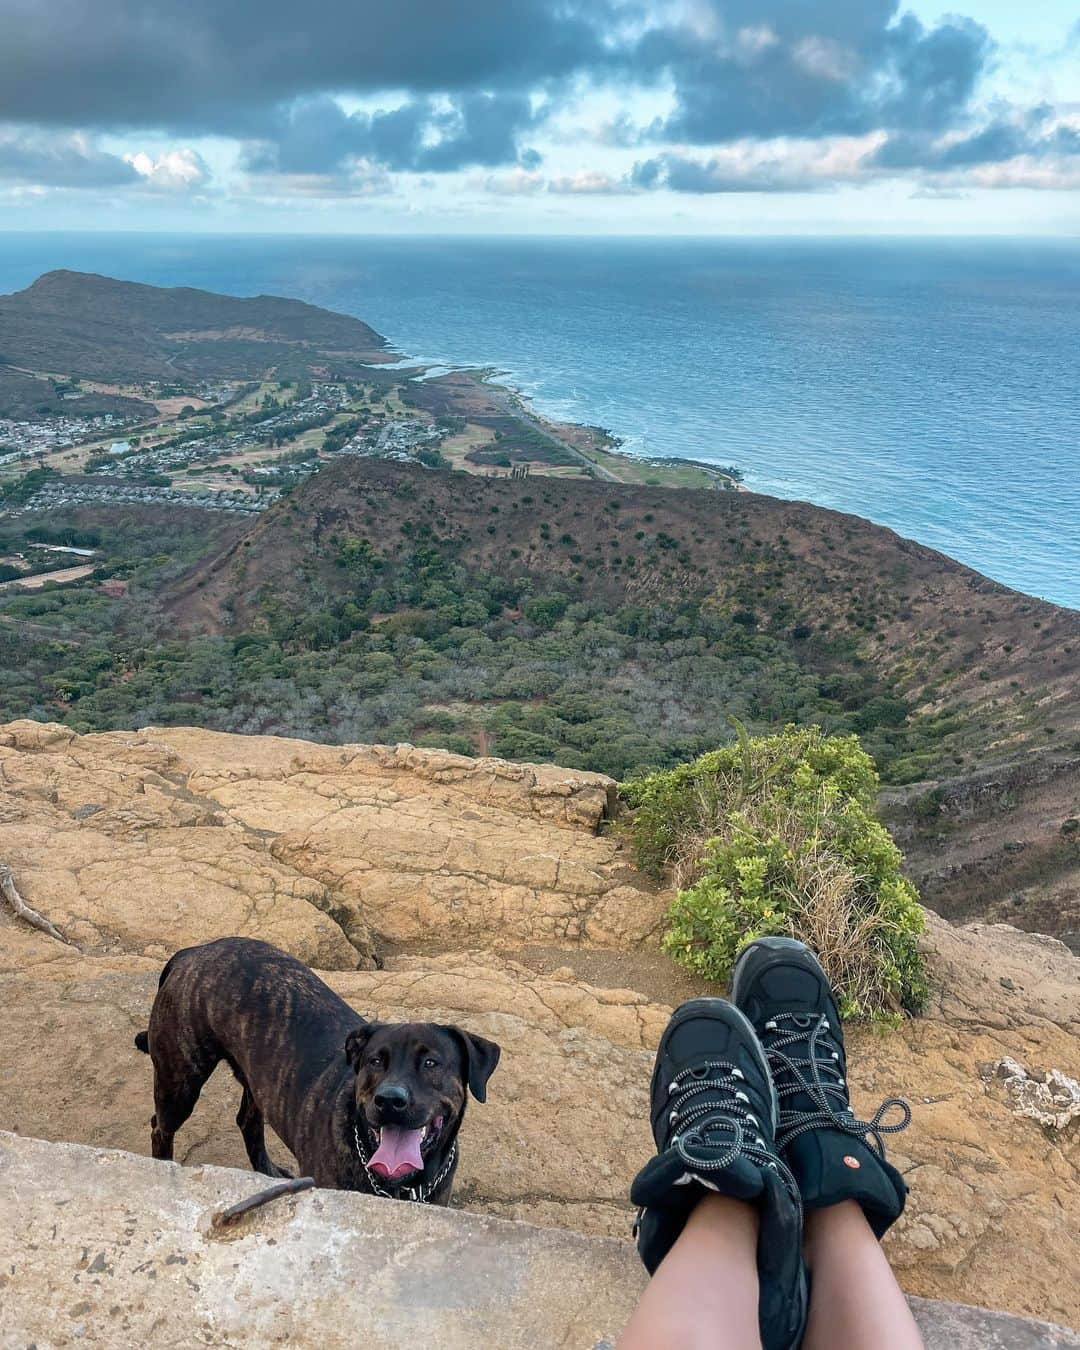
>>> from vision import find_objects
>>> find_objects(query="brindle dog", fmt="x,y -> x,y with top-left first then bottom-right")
135,937 -> 500,1203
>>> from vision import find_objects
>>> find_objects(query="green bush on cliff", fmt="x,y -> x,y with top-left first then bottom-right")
620,725 -> 927,1021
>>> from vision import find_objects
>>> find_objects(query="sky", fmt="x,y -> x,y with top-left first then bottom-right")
0,0 -> 1077,235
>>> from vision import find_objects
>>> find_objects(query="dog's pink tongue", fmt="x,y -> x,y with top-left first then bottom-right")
369,1125 -> 425,1179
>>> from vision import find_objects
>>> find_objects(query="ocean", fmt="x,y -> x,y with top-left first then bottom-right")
0,233 -> 1077,608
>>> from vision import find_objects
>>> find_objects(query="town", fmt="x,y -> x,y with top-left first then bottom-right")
0,374 -> 466,523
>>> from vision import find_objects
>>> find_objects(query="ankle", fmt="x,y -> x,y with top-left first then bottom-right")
803,1199 -> 875,1265
654,1193 -> 760,1296
687,1191 -> 761,1248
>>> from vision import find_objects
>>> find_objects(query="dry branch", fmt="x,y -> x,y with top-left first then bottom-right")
211,1177 -> 316,1231
0,862 -> 71,945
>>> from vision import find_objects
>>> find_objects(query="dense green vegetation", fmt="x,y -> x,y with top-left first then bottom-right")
620,726 -> 928,1020
0,510 -> 947,781
0,466 -> 58,506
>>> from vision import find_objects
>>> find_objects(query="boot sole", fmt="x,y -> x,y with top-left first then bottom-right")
650,997 -> 779,1136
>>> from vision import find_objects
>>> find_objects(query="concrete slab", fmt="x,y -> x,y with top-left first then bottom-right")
0,1133 -> 1076,1349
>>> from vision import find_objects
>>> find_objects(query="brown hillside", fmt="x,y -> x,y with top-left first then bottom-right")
165,458 -> 1080,941
172,458 -> 1079,740
0,270 -> 388,382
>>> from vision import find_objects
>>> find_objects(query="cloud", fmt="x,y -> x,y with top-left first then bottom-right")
0,0 -> 610,132
125,148 -> 211,192
242,160 -> 393,200
548,170 -> 623,194
0,0 -> 998,149
628,112 -> 1080,195
471,168 -> 545,195
0,127 -> 138,187
870,106 -> 1080,182
629,6 -> 995,145
630,135 -> 880,193
242,92 -> 541,179
0,0 -> 1076,201
0,126 -> 211,194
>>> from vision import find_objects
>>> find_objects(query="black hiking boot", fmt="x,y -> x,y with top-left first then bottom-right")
630,998 -> 808,1350
732,937 -> 910,1238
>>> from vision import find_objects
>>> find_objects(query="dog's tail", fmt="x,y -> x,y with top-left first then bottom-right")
134,1030 -> 150,1054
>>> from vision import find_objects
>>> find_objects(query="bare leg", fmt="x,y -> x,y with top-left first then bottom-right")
618,1195 -> 763,1350
803,1201 -> 924,1350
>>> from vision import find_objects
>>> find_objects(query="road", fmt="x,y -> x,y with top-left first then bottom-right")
0,564 -> 96,591
487,387 -> 620,482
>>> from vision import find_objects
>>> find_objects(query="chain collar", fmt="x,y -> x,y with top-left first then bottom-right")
352,1117 -> 457,1203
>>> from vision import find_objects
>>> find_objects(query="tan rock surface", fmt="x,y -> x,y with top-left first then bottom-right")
0,722 -> 662,953
1,722 -> 1078,1330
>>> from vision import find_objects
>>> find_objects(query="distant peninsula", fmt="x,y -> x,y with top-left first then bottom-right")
0,270 -> 741,508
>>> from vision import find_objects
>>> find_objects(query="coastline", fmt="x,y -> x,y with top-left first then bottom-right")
470,369 -> 748,491
0,272 -> 745,510
370,342 -> 746,492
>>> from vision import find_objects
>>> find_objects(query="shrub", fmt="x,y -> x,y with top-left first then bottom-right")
619,725 -> 927,1021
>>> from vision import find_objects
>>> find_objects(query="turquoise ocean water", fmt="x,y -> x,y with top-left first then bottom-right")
0,234 -> 1077,607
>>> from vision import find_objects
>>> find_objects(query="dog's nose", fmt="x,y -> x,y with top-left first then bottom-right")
373,1083 -> 410,1112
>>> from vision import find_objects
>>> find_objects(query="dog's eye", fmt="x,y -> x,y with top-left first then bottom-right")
423,1057 -> 439,1069
368,1053 -> 382,1067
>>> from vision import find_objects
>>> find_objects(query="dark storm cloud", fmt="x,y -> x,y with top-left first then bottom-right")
243,92 -> 540,177
0,0 -> 992,144
872,106 -> 1080,170
0,0 -> 611,132
629,6 -> 993,144
0,0 -> 1076,192
0,128 -> 138,187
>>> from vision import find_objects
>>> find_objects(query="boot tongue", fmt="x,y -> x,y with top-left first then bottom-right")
368,1124 -> 425,1179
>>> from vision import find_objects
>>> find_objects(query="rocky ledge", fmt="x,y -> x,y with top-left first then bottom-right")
0,721 -> 1077,1331
1,1134 -> 1077,1350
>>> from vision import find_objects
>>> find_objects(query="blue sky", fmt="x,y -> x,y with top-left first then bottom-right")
1,0 -> 1077,234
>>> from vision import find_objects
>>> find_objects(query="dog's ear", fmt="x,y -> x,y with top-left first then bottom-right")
344,1019 -> 377,1072
441,1027 -> 501,1103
